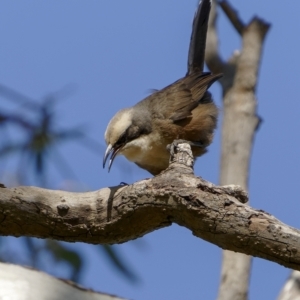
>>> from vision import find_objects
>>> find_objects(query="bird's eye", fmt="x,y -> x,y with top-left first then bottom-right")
115,131 -> 127,146
115,125 -> 140,147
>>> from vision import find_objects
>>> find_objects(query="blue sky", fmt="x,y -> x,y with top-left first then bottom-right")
0,1 -> 300,299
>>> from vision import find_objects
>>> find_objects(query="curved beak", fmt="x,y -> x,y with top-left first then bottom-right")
103,144 -> 122,172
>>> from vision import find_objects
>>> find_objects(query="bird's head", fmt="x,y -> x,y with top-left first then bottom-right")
103,107 -> 151,171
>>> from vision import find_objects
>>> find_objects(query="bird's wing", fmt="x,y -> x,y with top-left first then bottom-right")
166,87 -> 199,122
156,72 -> 222,122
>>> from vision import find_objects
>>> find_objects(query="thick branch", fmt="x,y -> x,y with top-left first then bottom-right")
0,161 -> 299,270
220,17 -> 269,188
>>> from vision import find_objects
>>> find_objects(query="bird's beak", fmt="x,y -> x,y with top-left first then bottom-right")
103,144 -> 122,172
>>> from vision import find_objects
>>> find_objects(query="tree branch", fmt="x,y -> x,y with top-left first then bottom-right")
219,0 -> 245,35
0,143 -> 299,271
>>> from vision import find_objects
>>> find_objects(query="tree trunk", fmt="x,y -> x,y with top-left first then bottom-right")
205,1 -> 270,299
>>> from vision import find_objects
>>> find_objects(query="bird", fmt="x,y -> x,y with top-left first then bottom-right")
103,0 -> 222,175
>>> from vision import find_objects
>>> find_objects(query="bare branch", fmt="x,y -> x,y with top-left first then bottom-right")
220,17 -> 270,189
234,18 -> 270,92
0,143 -> 299,271
219,0 -> 245,35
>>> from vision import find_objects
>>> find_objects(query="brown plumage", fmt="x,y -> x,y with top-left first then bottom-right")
103,72 -> 222,175
103,0 -> 222,175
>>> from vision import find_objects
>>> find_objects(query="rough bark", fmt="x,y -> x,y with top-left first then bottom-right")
205,1 -> 270,300
0,143 -> 299,271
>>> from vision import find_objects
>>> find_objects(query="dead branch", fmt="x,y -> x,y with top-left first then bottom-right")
0,143 -> 299,271
219,0 -> 245,35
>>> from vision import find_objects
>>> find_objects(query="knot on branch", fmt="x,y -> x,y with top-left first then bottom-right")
57,204 -> 70,217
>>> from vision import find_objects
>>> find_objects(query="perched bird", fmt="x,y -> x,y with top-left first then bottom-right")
103,0 -> 222,175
